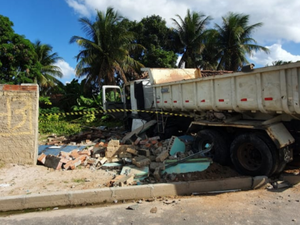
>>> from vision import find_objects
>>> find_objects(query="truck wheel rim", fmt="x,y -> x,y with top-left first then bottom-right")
237,143 -> 262,171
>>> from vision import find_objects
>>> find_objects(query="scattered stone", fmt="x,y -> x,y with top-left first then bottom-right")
126,204 -> 139,210
150,207 -> 157,213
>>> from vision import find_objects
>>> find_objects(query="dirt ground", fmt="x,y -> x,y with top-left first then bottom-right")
0,162 -> 240,197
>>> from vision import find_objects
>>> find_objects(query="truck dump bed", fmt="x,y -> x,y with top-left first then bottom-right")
143,62 -> 300,115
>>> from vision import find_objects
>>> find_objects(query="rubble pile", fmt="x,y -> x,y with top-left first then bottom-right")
38,124 -> 239,187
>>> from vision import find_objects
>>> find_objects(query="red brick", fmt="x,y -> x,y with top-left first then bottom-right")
79,149 -> 91,156
139,140 -> 149,145
63,155 -> 87,170
150,140 -> 158,145
59,151 -> 70,158
37,153 -> 47,164
144,143 -> 152,148
3,84 -> 37,91
59,158 -> 71,164
70,149 -> 80,159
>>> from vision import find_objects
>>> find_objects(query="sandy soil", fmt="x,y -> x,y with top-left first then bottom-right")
0,162 -> 240,197
0,164 -> 115,197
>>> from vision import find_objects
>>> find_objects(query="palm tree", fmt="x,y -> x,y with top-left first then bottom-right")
271,60 -> 292,66
172,9 -> 212,68
70,7 -> 143,87
214,12 -> 269,71
33,40 -> 63,95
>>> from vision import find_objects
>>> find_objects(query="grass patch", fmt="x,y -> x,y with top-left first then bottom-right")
38,116 -> 123,137
72,178 -> 86,183
0,160 -> 5,169
39,120 -> 82,136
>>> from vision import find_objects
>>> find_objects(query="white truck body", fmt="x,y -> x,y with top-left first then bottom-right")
143,62 -> 300,115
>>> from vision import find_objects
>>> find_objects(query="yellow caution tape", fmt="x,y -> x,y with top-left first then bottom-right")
39,108 -> 194,118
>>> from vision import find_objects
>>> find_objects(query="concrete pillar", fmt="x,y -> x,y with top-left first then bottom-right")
0,84 -> 39,165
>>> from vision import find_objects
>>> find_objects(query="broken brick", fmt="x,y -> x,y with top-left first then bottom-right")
87,158 -> 98,165
126,147 -> 138,155
59,158 -> 71,164
139,140 -> 149,145
144,143 -> 152,149
44,155 -> 62,170
100,157 -> 108,165
70,149 -> 80,159
134,137 -> 142,145
156,150 -> 169,162
137,149 -> 151,157
79,148 -> 91,156
37,153 -> 47,165
63,155 -> 87,170
149,136 -> 160,141
118,152 -> 132,158
150,162 -> 165,171
132,156 -> 151,168
153,146 -> 163,155
109,174 -> 134,187
105,140 -> 120,158
59,151 -> 71,158
150,140 -> 158,145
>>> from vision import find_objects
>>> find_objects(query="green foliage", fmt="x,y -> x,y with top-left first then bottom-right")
172,10 -> 212,68
142,44 -> 178,68
59,79 -> 90,112
39,106 -> 62,115
33,40 -> 64,95
213,12 -> 269,71
270,60 -> 292,66
39,96 -> 52,105
125,15 -> 179,68
71,94 -> 103,123
39,120 -> 82,136
0,15 -> 42,84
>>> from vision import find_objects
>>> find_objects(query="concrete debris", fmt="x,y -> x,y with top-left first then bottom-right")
126,204 -> 139,210
271,180 -> 292,189
38,126 -> 230,187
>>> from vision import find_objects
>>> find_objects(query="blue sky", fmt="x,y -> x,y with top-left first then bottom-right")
1,0 -> 300,84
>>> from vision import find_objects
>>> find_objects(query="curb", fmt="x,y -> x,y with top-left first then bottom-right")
0,176 -> 267,212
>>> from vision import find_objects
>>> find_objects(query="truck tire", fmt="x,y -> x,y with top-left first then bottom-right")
193,129 -> 230,165
230,133 -> 278,176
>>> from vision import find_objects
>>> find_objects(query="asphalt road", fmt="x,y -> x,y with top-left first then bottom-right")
1,185 -> 300,225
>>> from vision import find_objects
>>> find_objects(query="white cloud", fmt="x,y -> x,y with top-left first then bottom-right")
66,0 -> 90,17
65,0 -> 300,43
55,59 -> 76,81
250,44 -> 300,67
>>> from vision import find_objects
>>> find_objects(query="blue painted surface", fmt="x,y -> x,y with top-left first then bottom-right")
38,145 -> 87,156
163,158 -> 211,174
121,165 -> 149,179
169,137 -> 186,156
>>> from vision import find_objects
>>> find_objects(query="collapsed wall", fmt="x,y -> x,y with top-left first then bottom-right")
0,84 -> 39,165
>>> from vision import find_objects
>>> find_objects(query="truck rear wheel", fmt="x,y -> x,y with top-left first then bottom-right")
230,133 -> 279,176
193,129 -> 230,165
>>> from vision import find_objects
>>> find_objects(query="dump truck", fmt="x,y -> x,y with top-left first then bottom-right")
103,62 -> 300,177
